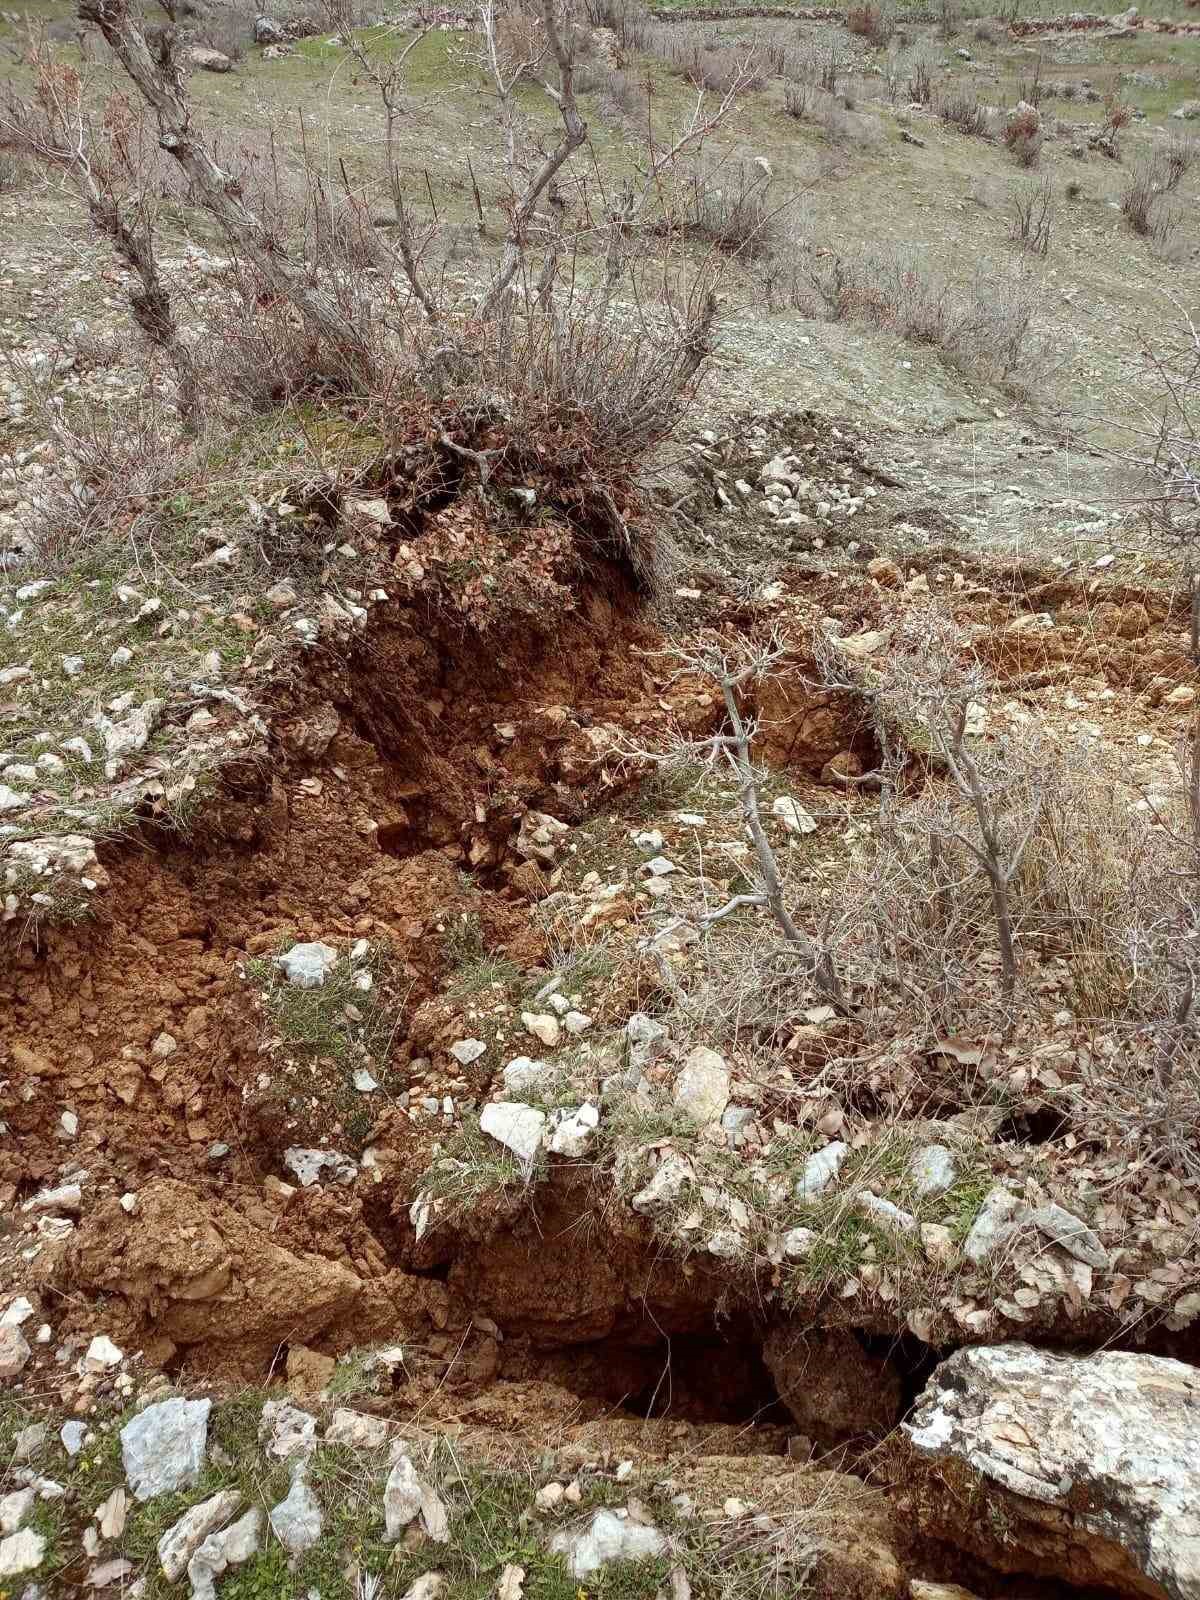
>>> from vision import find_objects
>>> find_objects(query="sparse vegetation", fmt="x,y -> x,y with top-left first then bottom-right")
1009,176 -> 1053,256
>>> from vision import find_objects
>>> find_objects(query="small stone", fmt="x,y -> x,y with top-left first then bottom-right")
644,856 -> 677,877
283,1147 -> 356,1187
910,1144 -> 957,1197
1,1296 -> 34,1326
259,1400 -> 318,1462
278,941 -> 338,988
158,1491 -> 243,1581
13,1424 -> 46,1461
536,1482 -> 565,1510
772,796 -> 817,834
86,1556 -> 134,1587
860,1191 -> 916,1231
23,1184 -> 81,1215
796,1141 -> 848,1200
353,1069 -> 378,1092
563,1010 -> 592,1035
326,1409 -> 391,1450
95,1487 -> 127,1540
61,1421 -> 86,1456
59,1111 -> 78,1139
549,1509 -> 667,1579
0,1489 -> 35,1534
83,1335 -> 123,1372
632,1152 -> 694,1215
449,1039 -> 487,1066
269,1477 -> 323,1555
480,1102 -> 546,1167
627,1012 -> 667,1069
0,1528 -> 46,1579
522,1012 -> 561,1048
545,1102 -> 599,1158
672,1046 -> 730,1128
187,1507 -> 261,1600
384,1455 -> 423,1539
1165,685 -> 1195,707
782,1227 -> 817,1260
502,1057 -> 550,1096
962,1186 -> 1023,1266
120,1397 -> 210,1501
0,1325 -> 31,1377
706,1228 -> 745,1258
1027,1203 -> 1108,1269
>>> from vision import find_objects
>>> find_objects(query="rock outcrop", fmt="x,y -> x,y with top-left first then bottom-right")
903,1343 -> 1200,1600
68,1180 -> 361,1371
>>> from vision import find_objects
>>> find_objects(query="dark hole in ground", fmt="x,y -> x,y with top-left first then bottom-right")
506,1331 -> 792,1433
861,1329 -> 942,1420
997,1104 -> 1071,1144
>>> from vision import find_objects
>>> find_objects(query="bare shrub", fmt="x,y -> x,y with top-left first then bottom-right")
846,2 -> 895,46
672,157 -> 776,258
1015,57 -> 1044,108
0,148 -> 35,193
9,386 -> 186,571
646,23 -> 767,95
973,17 -> 1001,42
937,88 -> 991,137
1009,176 -> 1052,256
1162,133 -> 1196,191
1090,94 -> 1132,158
634,634 -> 853,1017
1111,304 -> 1200,657
938,0 -> 961,38
907,57 -> 932,105
1004,105 -> 1042,166
802,245 -> 1040,380
1121,153 -> 1182,241
783,80 -> 812,120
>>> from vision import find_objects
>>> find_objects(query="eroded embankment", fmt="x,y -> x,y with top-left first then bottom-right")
4,448 -> 1200,1599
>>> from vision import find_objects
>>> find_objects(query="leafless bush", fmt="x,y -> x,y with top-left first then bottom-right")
1110,304 -> 1200,656
8,386 -> 187,571
802,245 -> 1040,380
1121,153 -> 1182,242
847,2 -> 895,46
907,57 -> 932,105
635,635 -> 853,1019
1015,57 -> 1044,108
1162,133 -> 1196,191
938,0 -> 961,38
648,25 -> 767,95
820,48 -> 844,94
0,147 -> 35,193
937,88 -> 991,137
586,0 -> 654,50
672,157 -> 776,258
973,17 -> 1000,42
1004,105 -> 1042,166
1009,176 -> 1052,256
783,80 -> 812,119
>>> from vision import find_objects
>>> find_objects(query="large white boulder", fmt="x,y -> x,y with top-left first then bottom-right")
905,1344 -> 1200,1599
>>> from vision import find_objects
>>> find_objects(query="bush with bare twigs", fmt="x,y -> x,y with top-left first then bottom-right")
907,57 -> 932,105
1009,176 -> 1053,257
937,89 -> 992,138
800,245 -> 1041,381
1121,152 -> 1183,243
1004,104 -> 1043,167
847,2 -> 895,47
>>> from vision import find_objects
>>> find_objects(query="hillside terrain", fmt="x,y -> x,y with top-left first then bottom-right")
1,0 -> 1200,1596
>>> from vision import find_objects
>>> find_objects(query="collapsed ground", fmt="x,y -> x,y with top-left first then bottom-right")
2,0 -> 1200,1596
